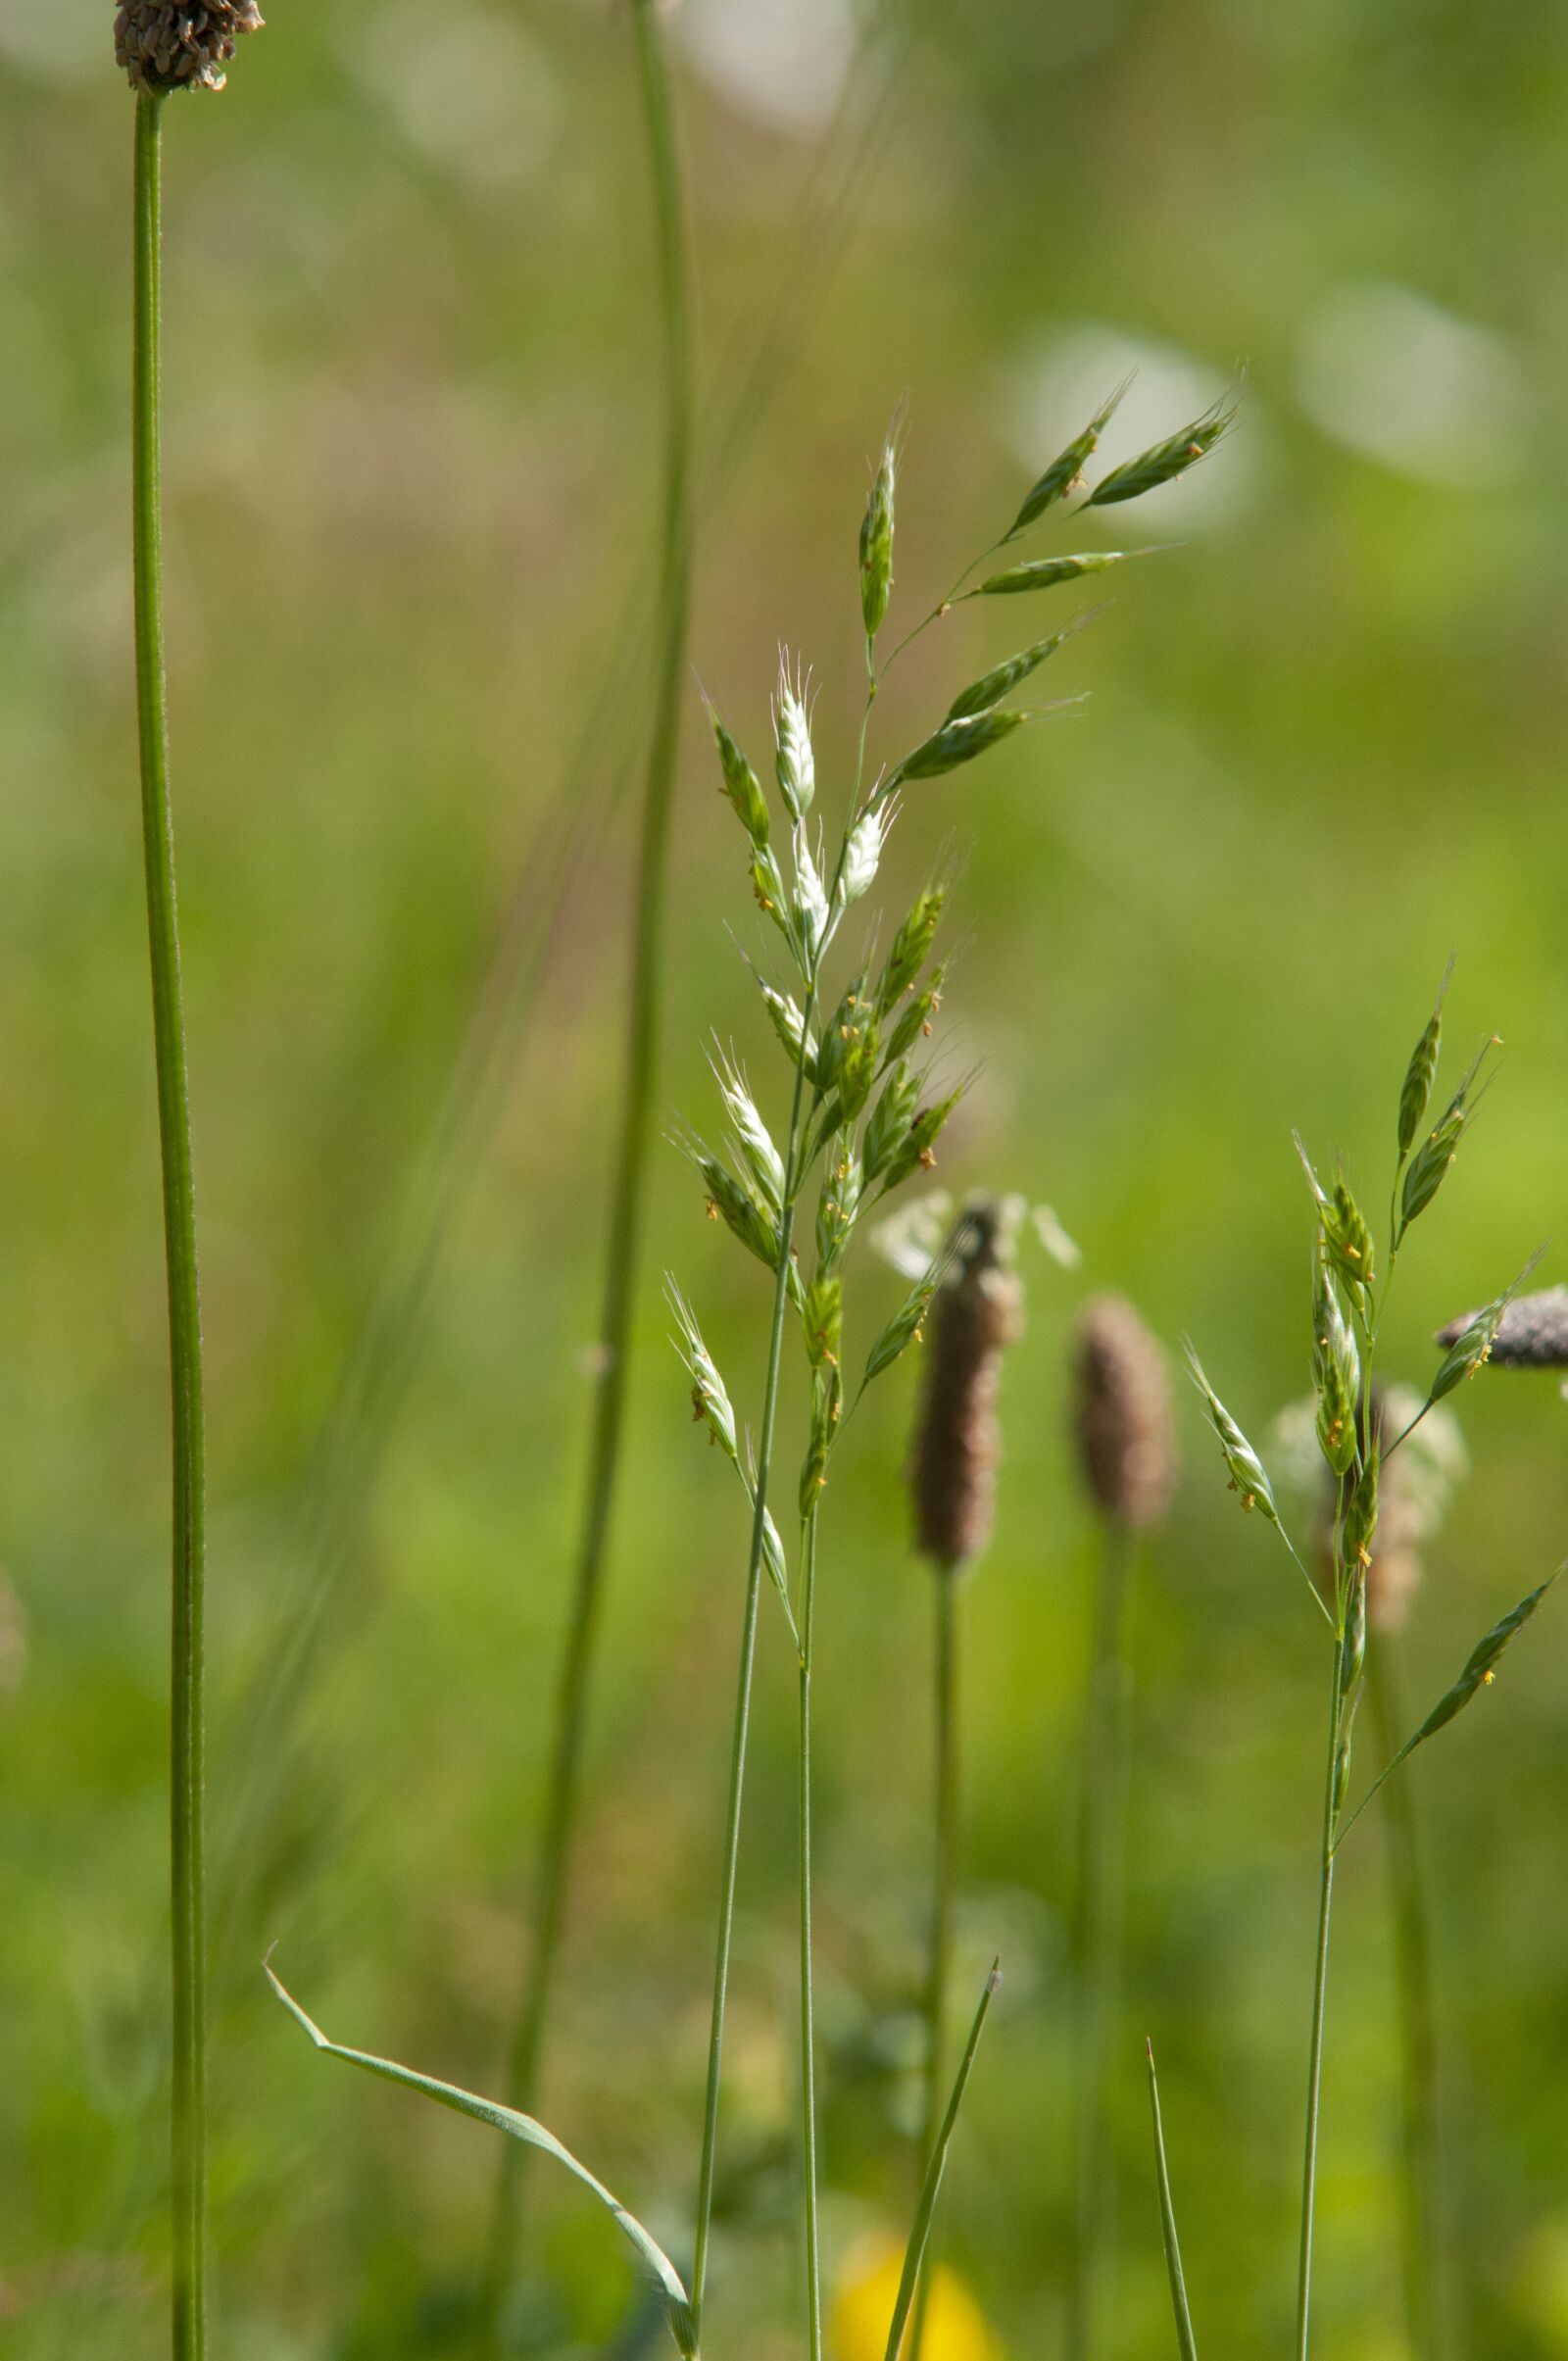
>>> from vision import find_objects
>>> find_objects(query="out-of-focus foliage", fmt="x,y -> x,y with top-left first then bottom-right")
1,1 -> 1566,2354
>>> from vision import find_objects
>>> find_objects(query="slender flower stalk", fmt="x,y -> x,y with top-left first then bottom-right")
1296,1624 -> 1348,2361
130,78 -> 209,2361
1066,1521 -> 1129,2361
1065,1297 -> 1174,2361
798,1506 -> 825,2361
921,1569 -> 961,2178
906,1203 -> 1022,2361
480,0 -> 695,2339
690,1045 -> 814,2340
1185,980 -> 1554,2361
1367,1639 -> 1444,2361
268,383 -> 1226,2361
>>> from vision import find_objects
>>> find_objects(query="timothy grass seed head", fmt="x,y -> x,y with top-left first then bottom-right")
116,0 -> 264,92
910,1197 -> 1024,1575
1072,1293 -> 1176,1530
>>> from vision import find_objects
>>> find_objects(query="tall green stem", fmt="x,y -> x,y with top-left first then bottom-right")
798,1509 -> 824,2361
691,1030 -> 817,2343
479,3 -> 694,2341
1296,1633 -> 1346,2361
1066,1523 -> 1133,2361
911,1571 -> 960,2361
133,88 -> 209,2361
1368,1640 -> 1444,2360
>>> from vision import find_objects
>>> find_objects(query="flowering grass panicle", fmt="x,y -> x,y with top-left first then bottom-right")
116,0 -> 264,92
269,382 -> 1230,2361
1176,974 -> 1558,2361
1071,1293 -> 1176,1532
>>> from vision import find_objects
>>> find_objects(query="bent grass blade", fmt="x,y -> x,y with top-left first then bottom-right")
267,1965 -> 697,2359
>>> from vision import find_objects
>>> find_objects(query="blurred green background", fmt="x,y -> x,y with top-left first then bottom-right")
2,0 -> 1566,2355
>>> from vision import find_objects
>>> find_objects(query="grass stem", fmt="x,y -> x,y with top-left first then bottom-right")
799,1508 -> 824,2361
691,1035 -> 816,2343
479,0 -> 694,2339
1295,1632 -> 1346,2361
1368,1639 -> 1444,2361
132,86 -> 210,2361
911,1571 -> 960,2361
1066,1523 -> 1134,2361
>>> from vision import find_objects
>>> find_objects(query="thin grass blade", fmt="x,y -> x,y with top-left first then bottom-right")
1342,1572 -> 1560,1836
882,1962 -> 1001,2361
267,1966 -> 697,2357
1147,2041 -> 1199,2361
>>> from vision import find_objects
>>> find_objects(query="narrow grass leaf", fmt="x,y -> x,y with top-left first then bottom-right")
267,1966 -> 697,2358
882,1964 -> 1002,2361
1147,2042 -> 1200,2361
1347,1574 -> 1560,1831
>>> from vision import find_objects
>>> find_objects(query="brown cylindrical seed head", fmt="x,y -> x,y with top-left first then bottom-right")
115,1 -> 264,92
910,1199 -> 1024,1574
1072,1294 -> 1176,1530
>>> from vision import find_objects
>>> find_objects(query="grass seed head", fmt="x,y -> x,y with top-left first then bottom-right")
116,0 -> 263,91
945,616 -> 1096,724
973,551 -> 1133,598
1184,1342 -> 1281,1524
1071,1294 -> 1176,1529
709,708 -> 771,847
1086,394 -> 1238,508
1311,1251 -> 1360,1477
1397,959 -> 1451,1161
877,888 -> 945,1014
1005,380 -> 1130,539
890,707 -> 1029,789
910,1198 -> 1025,1573
1436,1284 -> 1568,1371
859,437 -> 897,644
774,660 -> 816,825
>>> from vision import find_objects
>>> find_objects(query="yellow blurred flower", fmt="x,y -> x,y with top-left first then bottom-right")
831,2236 -> 1002,2361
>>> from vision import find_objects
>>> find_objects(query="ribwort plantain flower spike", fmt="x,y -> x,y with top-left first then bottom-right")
910,1200 -> 1024,1574
116,0 -> 264,91
1071,1294 -> 1176,1530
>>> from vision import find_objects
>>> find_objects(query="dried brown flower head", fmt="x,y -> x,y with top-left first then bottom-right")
1072,1294 -> 1176,1530
115,0 -> 264,93
1435,1286 -> 1568,1371
909,1198 -> 1024,1574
